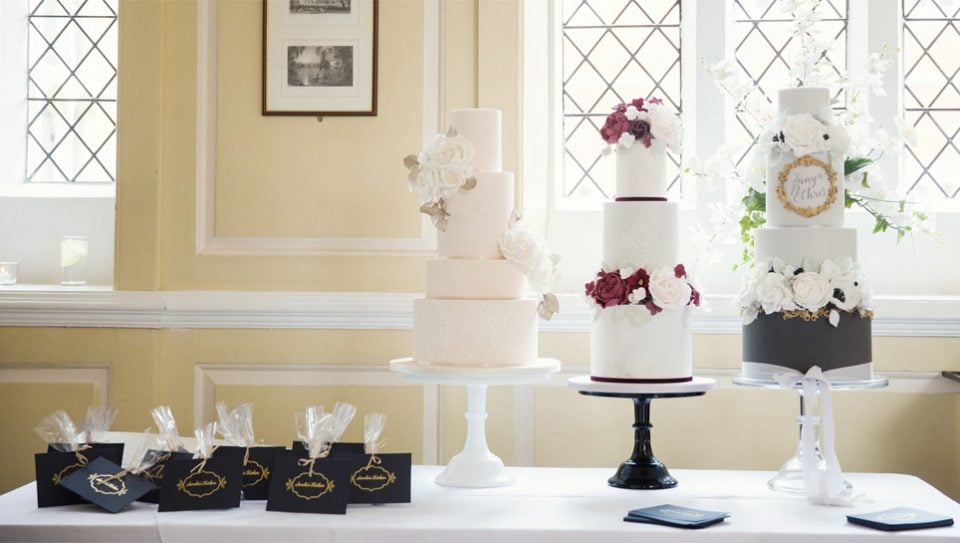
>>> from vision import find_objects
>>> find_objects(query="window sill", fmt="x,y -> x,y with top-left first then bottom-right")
0,183 -> 115,199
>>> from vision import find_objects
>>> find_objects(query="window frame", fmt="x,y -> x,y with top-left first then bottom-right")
524,0 -> 958,298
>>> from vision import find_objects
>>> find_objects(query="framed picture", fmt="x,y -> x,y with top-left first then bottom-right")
262,0 -> 378,116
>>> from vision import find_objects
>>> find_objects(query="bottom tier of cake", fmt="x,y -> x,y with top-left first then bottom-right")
590,306 -> 693,382
741,311 -> 873,381
412,298 -> 538,367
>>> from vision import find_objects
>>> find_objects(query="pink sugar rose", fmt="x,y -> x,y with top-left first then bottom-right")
600,111 -> 631,144
647,96 -> 663,105
588,271 -> 629,307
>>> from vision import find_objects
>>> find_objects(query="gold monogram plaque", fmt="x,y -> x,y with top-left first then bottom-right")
89,473 -> 128,496
350,465 -> 396,493
176,470 -> 226,499
285,472 -> 334,501
241,460 -> 269,488
776,155 -> 838,218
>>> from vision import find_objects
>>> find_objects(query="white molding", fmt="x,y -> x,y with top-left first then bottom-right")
193,364 -> 440,464
0,289 -> 959,337
0,364 -> 111,406
194,0 -> 440,257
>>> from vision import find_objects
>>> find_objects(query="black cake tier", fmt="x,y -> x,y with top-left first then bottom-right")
742,311 -> 872,374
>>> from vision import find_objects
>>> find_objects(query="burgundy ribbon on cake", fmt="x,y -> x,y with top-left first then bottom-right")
614,197 -> 668,202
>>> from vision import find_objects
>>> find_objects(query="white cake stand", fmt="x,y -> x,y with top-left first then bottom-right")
390,357 -> 561,488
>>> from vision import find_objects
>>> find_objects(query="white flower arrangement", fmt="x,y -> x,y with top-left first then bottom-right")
738,257 -> 874,328
761,112 -> 850,159
498,215 -> 561,321
599,97 -> 681,155
403,128 -> 478,231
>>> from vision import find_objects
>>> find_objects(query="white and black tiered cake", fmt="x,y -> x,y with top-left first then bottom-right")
739,88 -> 873,381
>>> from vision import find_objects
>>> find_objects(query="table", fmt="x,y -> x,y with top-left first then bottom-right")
1,466 -> 958,542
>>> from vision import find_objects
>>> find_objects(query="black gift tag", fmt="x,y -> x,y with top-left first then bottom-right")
137,450 -> 194,504
58,457 -> 155,513
35,446 -> 123,508
47,442 -> 125,461
848,507 -> 955,531
157,455 -> 243,512
343,453 -> 411,504
212,445 -> 285,500
266,453 -> 351,514
624,504 -> 730,529
291,441 -> 365,455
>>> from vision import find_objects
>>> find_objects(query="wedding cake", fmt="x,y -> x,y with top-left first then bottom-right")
585,98 -> 699,382
404,109 -> 559,367
738,87 -> 873,381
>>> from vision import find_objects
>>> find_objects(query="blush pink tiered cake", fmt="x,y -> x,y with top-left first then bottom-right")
585,97 -> 699,383
405,109 -> 559,367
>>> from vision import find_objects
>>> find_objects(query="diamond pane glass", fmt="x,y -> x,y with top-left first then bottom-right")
561,0 -> 682,203
732,0 -> 848,165
27,0 -> 118,183
903,0 -> 960,200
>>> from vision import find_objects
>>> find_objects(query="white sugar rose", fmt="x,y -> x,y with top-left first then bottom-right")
439,163 -> 471,191
618,131 -> 635,149
412,166 -> 445,204
428,134 -> 474,167
648,268 -> 692,310
829,276 -> 862,311
782,113 -> 828,156
791,271 -> 832,311
648,103 -> 682,153
755,272 -> 796,314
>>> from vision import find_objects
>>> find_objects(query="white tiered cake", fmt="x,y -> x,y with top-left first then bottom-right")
586,98 -> 699,383
739,88 -> 873,381
407,109 -> 558,367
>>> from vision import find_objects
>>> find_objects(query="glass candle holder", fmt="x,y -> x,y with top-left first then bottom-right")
60,236 -> 88,286
0,262 -> 17,285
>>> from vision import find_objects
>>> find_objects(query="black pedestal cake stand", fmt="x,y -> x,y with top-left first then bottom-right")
568,375 -> 715,489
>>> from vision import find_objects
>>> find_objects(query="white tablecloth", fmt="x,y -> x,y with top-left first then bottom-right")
1,466 -> 958,542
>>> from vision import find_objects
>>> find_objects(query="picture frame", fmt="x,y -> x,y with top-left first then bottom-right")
262,0 -> 378,116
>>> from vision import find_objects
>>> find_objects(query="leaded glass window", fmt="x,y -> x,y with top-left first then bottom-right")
732,0 -> 848,165
561,0 -> 681,205
27,0 -> 118,183
902,0 -> 960,200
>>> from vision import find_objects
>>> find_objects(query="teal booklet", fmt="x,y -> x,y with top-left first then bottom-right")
847,507 -> 954,532
624,504 -> 730,529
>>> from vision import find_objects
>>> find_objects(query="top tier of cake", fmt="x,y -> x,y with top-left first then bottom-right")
765,87 -> 845,228
778,87 -> 830,118
450,109 -> 501,173
615,144 -> 667,199
437,109 -> 514,260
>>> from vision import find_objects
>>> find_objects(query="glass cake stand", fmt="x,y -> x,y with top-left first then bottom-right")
732,374 -> 888,493
390,357 -> 560,488
568,375 -> 715,489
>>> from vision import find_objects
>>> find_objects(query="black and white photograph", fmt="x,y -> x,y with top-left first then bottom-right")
289,0 -> 351,15
263,0 -> 377,115
286,46 -> 354,87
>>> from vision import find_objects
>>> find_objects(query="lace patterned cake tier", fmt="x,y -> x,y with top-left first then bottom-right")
602,201 -> 679,271
412,298 -> 538,366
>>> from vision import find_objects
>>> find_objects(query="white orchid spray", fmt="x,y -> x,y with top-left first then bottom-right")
687,0 -> 936,267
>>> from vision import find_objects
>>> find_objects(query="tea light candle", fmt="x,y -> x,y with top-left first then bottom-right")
61,236 -> 88,286
0,261 -> 17,285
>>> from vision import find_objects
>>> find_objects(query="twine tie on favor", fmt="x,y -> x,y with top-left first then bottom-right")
74,444 -> 92,466
297,443 -> 332,476
243,447 -> 251,467
188,445 -> 220,475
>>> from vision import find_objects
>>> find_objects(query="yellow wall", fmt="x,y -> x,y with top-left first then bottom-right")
2,0 -> 960,504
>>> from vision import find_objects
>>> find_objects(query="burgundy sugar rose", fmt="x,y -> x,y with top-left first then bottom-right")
674,263 -> 687,278
589,271 -> 629,307
600,112 -> 631,144
647,96 -> 664,106
629,97 -> 646,110
630,119 -> 653,148
690,286 -> 701,307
